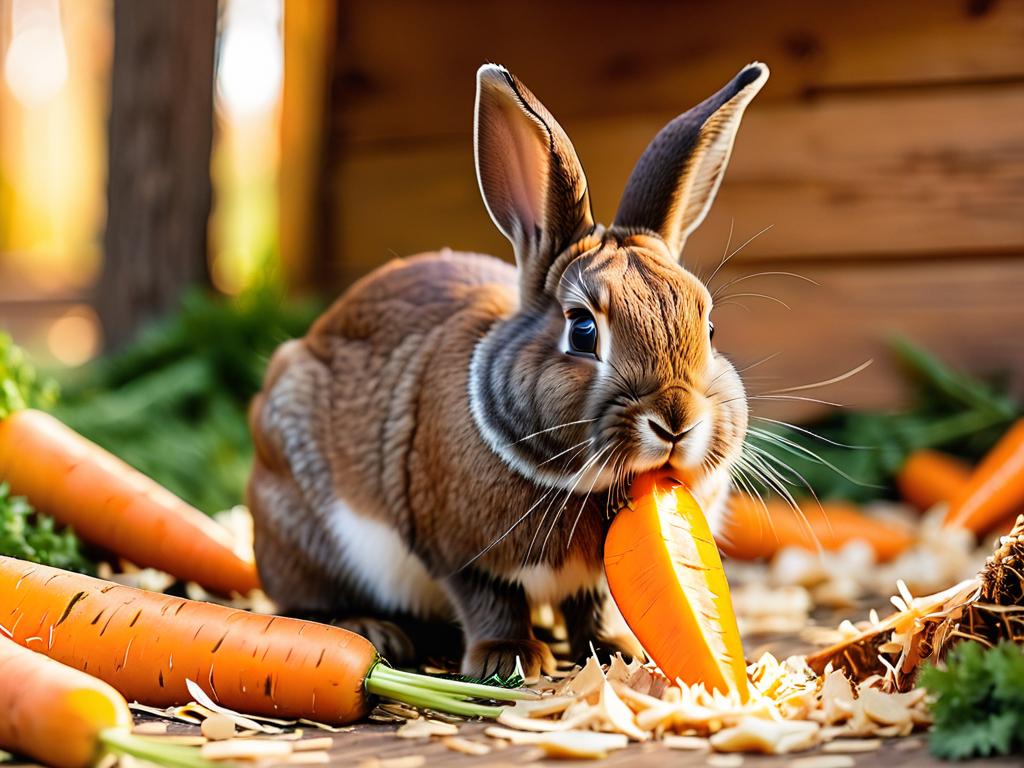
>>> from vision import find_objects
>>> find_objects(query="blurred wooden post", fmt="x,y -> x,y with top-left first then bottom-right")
99,0 -> 217,350
279,0 -> 337,294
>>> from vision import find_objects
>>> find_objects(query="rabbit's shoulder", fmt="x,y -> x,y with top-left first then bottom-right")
307,250 -> 517,351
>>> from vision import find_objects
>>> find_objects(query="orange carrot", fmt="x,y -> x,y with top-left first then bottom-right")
945,418 -> 1024,535
0,409 -> 259,596
719,494 -> 914,562
604,475 -> 749,701
0,634 -> 211,768
0,557 -> 528,724
897,450 -> 972,512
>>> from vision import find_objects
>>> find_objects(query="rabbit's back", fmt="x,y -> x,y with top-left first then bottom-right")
249,250 -> 524,613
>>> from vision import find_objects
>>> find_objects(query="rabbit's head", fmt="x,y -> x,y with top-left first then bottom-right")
469,63 -> 767,508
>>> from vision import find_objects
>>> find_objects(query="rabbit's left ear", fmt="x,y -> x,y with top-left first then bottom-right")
475,65 -> 594,302
614,63 -> 769,259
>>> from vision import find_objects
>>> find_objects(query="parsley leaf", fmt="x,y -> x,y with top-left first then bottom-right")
921,641 -> 1024,760
0,482 -> 93,573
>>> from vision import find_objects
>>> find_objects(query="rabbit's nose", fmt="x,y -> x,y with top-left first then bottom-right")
647,417 -> 696,445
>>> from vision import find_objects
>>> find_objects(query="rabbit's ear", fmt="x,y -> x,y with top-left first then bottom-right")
475,64 -> 594,300
613,63 -> 768,259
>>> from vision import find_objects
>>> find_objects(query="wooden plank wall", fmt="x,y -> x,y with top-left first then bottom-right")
293,0 -> 1024,420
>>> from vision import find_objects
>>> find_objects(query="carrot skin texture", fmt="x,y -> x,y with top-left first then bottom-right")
0,409 -> 260,595
897,450 -> 972,512
719,494 -> 914,562
945,419 -> 1024,534
0,634 -> 132,768
0,556 -> 377,724
605,477 -> 749,701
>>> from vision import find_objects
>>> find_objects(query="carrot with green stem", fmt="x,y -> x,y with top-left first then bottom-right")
945,418 -> 1024,535
0,408 -> 260,595
604,475 -> 749,701
719,493 -> 914,562
0,633 -> 212,768
0,556 -> 531,724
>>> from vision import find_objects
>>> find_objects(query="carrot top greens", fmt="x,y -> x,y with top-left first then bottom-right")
0,332 -> 57,420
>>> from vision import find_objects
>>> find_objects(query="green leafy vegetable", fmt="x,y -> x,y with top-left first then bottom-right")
0,331 -> 58,419
0,482 -> 92,573
920,641 -> 1024,760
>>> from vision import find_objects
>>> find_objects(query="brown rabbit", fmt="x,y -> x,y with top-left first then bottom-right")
248,62 -> 768,678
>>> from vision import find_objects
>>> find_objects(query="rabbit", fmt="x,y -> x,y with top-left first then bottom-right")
248,61 -> 768,679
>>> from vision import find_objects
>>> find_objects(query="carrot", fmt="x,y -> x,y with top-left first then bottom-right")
945,418 -> 1024,535
0,408 -> 259,596
897,450 -> 972,512
0,634 -> 209,768
719,494 -> 914,562
0,556 -> 531,724
604,475 -> 749,701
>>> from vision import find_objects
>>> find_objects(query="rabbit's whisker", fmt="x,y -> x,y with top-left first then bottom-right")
503,418 -> 596,447
714,292 -> 791,310
759,359 -> 873,395
751,416 -> 871,450
711,270 -> 819,301
565,441 -> 621,551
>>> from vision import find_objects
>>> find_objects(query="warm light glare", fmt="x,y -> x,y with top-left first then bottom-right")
46,305 -> 101,366
3,0 -> 68,107
216,0 -> 282,118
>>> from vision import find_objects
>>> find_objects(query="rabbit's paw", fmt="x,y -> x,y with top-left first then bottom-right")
462,638 -> 554,682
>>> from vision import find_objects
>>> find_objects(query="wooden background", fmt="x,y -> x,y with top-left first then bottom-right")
283,0 -> 1024,422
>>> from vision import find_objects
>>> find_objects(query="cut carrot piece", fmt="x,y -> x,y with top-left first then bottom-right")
945,419 -> 1024,535
604,475 -> 749,701
719,494 -> 914,562
897,450 -> 972,512
0,409 -> 260,596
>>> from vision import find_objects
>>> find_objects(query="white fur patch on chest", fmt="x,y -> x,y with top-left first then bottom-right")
324,501 -> 451,618
511,556 -> 602,606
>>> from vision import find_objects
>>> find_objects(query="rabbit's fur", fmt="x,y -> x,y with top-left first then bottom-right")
249,62 -> 768,678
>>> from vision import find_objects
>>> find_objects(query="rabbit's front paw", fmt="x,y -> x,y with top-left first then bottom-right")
462,638 -> 554,682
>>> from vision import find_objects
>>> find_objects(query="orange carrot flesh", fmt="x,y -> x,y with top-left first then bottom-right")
945,419 -> 1024,535
604,475 -> 749,701
719,494 -> 914,562
897,450 -> 972,512
0,634 -> 132,768
0,555 -> 377,723
0,409 -> 260,596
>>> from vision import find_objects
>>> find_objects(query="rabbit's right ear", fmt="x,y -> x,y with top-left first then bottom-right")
614,63 -> 769,260
475,65 -> 594,302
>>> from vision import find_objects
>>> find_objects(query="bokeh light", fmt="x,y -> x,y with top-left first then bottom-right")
216,0 -> 282,119
3,0 -> 68,107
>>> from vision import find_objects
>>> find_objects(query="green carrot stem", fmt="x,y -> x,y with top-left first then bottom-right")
370,664 -> 537,701
364,675 -> 503,718
99,728 -> 215,768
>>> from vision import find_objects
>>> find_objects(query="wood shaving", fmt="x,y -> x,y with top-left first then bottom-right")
356,758 -> 425,768
441,736 -> 491,755
394,717 -> 459,738
787,756 -> 855,768
292,737 -> 334,752
200,714 -> 236,741
710,718 -> 819,754
201,738 -> 293,760
705,754 -> 744,767
663,734 -> 710,750
131,722 -> 168,735
821,739 -> 881,753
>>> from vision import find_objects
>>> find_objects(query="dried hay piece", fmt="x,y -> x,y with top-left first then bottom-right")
821,739 -> 882,753
292,737 -> 334,752
807,515 -> 1024,689
131,722 -> 169,735
596,681 -> 648,741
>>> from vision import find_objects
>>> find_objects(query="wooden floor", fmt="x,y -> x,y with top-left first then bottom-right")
9,606 -> 1022,767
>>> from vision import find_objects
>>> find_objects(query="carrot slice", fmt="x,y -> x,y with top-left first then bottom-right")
719,494 -> 914,562
897,450 -> 972,512
604,475 -> 749,701
945,419 -> 1024,535
0,409 -> 260,596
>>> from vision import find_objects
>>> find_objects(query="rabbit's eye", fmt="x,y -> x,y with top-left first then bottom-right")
567,311 -> 598,357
